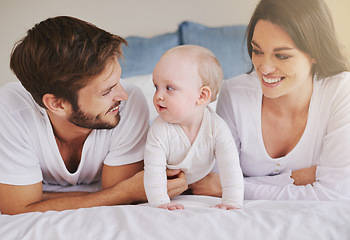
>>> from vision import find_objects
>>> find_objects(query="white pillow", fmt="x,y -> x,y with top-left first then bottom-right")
124,73 -> 218,123
123,74 -> 158,122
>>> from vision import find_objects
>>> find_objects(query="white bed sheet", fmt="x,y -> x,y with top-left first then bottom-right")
0,195 -> 349,240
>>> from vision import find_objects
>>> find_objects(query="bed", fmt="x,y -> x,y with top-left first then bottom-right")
1,195 -> 349,239
1,21 -> 349,240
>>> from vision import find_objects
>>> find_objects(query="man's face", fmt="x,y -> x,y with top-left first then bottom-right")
68,58 -> 128,129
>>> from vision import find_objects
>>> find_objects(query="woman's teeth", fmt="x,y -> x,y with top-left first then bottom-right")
263,76 -> 284,84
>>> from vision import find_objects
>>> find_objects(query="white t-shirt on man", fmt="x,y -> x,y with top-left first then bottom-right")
0,80 -> 149,191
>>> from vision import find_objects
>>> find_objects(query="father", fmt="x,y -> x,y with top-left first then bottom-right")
0,16 -> 187,215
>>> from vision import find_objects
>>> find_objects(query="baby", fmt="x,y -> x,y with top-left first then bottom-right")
144,45 -> 244,210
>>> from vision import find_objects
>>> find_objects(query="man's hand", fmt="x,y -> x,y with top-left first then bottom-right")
126,169 -> 188,204
291,166 -> 317,186
189,172 -> 222,197
166,169 -> 188,198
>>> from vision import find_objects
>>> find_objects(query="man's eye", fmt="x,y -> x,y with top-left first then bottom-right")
102,90 -> 112,96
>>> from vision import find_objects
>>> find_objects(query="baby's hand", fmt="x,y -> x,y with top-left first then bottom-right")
158,202 -> 184,211
213,203 -> 239,210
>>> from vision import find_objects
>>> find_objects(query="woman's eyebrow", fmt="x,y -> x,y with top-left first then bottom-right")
251,40 -> 293,52
273,47 -> 293,52
251,40 -> 261,48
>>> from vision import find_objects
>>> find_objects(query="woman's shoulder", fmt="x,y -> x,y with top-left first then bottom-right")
316,71 -> 350,95
312,72 -> 350,115
223,72 -> 261,91
220,72 -> 262,104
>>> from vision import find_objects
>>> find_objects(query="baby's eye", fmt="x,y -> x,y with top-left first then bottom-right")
167,86 -> 175,91
154,85 -> 158,90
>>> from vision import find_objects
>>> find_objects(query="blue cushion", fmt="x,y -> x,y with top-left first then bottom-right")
179,21 -> 251,79
120,32 -> 179,78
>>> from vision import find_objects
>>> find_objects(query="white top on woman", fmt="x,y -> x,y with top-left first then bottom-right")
217,71 -> 350,201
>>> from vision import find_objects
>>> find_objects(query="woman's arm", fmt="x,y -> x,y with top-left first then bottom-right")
291,166 -> 316,186
214,74 -> 350,201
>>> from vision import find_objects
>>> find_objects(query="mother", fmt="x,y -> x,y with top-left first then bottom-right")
206,0 -> 350,200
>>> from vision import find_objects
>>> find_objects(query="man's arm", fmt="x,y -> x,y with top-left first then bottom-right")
102,161 -> 144,189
40,161 -> 145,201
0,162 -> 188,215
190,172 -> 222,197
0,165 -> 145,215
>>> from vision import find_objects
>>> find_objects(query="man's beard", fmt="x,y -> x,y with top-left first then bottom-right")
68,107 -> 121,130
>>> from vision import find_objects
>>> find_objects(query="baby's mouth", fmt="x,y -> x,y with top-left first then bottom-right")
157,104 -> 166,111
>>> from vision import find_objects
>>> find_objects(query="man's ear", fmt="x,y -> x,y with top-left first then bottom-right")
42,93 -> 69,115
197,86 -> 211,105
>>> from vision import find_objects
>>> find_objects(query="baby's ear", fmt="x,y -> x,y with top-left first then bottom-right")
197,86 -> 211,105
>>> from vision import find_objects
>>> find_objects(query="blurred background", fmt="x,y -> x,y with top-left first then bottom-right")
0,0 -> 349,87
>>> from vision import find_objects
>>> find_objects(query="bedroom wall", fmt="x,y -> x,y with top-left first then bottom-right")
0,0 -> 349,87
325,0 -> 350,60
0,0 -> 258,87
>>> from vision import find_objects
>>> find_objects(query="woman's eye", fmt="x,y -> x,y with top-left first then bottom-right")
276,54 -> 290,60
252,48 -> 263,55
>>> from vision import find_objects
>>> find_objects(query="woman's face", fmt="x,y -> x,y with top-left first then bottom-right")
251,20 -> 315,100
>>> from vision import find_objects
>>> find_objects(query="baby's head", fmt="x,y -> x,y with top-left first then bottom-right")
155,45 -> 223,102
152,45 -> 223,124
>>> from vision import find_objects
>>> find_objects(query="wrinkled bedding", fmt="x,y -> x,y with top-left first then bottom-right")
1,195 -> 349,240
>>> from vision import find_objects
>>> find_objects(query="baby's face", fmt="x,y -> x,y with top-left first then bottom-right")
152,51 -> 202,124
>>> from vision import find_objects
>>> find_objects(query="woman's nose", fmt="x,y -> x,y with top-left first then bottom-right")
257,57 -> 276,75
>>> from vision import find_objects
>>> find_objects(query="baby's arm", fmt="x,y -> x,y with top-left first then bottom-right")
144,163 -> 171,207
144,121 -> 172,208
144,119 -> 189,210
214,119 -> 244,209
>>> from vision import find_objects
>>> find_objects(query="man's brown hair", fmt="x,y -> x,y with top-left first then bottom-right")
10,16 -> 127,109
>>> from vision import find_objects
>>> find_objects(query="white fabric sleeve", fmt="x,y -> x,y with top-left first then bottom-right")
218,74 -> 350,201
314,74 -> 350,200
143,119 -> 170,207
244,171 -> 294,186
104,82 -> 149,166
216,83 -> 241,154
215,119 -> 244,208
0,97 -> 42,185
243,76 -> 350,201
